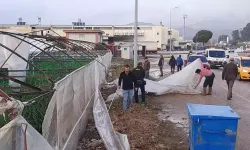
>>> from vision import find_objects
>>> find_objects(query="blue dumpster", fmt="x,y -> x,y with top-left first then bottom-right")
187,104 -> 240,150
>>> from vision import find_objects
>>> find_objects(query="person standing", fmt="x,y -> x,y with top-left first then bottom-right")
169,55 -> 176,73
176,55 -> 183,71
118,65 -> 134,111
158,54 -> 164,76
132,62 -> 146,104
143,57 -> 150,79
222,58 -> 238,100
194,61 -> 215,95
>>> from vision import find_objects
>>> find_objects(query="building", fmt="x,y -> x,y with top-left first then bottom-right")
64,30 -> 104,43
0,22 -> 180,51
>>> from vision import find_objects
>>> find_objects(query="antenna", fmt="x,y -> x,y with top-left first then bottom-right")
18,17 -> 22,22
38,17 -> 41,25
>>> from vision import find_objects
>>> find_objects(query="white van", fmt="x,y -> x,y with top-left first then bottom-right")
205,49 -> 227,68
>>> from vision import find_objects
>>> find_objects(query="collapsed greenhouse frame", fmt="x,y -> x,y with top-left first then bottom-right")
0,30 -> 110,132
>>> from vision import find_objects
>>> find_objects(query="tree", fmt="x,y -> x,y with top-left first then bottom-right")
232,30 -> 240,41
218,35 -> 228,42
240,23 -> 250,41
193,30 -> 213,45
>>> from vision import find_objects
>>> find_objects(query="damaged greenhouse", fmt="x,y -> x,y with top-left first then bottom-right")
0,30 -> 127,150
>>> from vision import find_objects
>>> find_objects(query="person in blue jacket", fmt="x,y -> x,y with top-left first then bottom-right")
176,55 -> 183,72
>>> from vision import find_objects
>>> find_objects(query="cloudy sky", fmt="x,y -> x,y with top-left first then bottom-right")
0,0 -> 249,29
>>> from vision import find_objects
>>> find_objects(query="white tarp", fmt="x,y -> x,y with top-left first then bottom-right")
0,116 -> 53,150
0,99 -> 53,150
0,30 -> 30,92
43,52 -> 130,150
106,59 -> 204,101
93,90 -> 130,150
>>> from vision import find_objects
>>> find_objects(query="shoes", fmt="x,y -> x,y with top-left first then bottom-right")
227,98 -> 232,100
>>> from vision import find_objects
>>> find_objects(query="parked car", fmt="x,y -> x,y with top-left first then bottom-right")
228,48 -> 235,53
187,54 -> 210,67
234,56 -> 250,80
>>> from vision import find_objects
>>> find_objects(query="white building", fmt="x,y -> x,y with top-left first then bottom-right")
0,23 -> 180,51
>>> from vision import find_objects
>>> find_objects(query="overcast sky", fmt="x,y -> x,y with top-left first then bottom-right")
0,0 -> 249,29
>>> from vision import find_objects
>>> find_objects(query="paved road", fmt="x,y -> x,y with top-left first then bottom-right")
153,67 -> 250,150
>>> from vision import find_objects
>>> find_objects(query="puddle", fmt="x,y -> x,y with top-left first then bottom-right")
158,110 -> 189,134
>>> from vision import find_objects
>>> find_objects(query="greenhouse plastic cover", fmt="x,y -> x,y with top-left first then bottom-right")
107,59 -> 204,101
0,116 -> 53,150
0,99 -> 53,150
42,52 -> 130,150
93,90 -> 130,150
0,30 -> 30,92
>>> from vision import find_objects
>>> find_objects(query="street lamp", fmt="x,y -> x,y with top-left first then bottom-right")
134,0 -> 138,68
169,6 -> 178,54
183,14 -> 188,41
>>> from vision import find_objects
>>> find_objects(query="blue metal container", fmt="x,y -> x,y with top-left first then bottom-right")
187,104 -> 240,150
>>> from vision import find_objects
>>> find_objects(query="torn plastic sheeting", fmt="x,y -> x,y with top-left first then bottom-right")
1,30 -> 30,92
106,59 -> 203,101
93,90 -> 130,150
0,116 -> 53,150
42,52 -> 112,150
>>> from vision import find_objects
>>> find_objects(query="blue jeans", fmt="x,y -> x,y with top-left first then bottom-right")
122,89 -> 133,111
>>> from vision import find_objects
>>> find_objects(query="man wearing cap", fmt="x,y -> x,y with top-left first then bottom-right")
222,58 -> 238,100
143,57 -> 150,79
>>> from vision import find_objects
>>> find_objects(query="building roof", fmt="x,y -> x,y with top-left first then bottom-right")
63,30 -> 104,34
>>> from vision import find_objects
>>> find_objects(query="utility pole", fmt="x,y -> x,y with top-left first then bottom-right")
169,7 -> 178,55
134,0 -> 138,68
183,14 -> 188,41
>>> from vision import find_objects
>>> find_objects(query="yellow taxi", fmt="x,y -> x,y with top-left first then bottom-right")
234,57 -> 250,80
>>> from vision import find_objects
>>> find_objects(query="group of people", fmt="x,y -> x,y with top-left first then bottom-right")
118,62 -> 147,111
194,57 -> 238,100
158,54 -> 184,75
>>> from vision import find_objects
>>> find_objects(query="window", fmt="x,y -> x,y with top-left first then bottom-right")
94,27 -> 100,30
86,27 -> 92,30
157,32 -> 159,35
106,34 -> 109,36
157,41 -> 159,43
241,59 -> 250,67
208,51 -> 225,58
188,56 -> 207,63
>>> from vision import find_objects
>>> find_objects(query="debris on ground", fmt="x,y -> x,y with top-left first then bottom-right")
109,97 -> 189,150
77,116 -> 106,150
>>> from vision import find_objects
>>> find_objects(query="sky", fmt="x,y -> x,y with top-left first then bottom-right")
0,0 -> 250,29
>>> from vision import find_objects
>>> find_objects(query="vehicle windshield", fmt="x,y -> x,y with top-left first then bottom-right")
241,60 -> 250,67
188,56 -> 207,63
208,51 -> 225,58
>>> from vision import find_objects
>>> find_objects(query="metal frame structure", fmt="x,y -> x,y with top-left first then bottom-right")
0,30 -> 110,101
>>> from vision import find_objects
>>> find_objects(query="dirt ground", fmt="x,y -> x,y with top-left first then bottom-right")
109,97 -> 188,150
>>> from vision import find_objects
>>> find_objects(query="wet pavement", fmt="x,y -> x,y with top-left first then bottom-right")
153,67 -> 250,150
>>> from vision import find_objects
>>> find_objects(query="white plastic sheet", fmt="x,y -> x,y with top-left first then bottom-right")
93,90 -> 130,150
106,59 -> 204,101
0,30 -> 30,92
42,52 -> 129,150
0,116 -> 53,150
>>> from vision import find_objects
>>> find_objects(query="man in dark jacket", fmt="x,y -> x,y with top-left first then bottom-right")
132,62 -> 146,104
222,58 -> 238,100
176,55 -> 183,71
118,65 -> 134,111
169,55 -> 176,73
158,54 -> 164,76
144,57 -> 150,79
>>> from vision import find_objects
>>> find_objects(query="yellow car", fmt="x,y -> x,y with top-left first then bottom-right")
234,57 -> 250,80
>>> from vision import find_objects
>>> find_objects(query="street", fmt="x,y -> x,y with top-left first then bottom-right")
153,67 -> 250,150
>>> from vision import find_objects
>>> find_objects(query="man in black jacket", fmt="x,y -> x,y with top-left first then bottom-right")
118,65 -> 134,111
132,62 -> 146,104
222,58 -> 238,100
